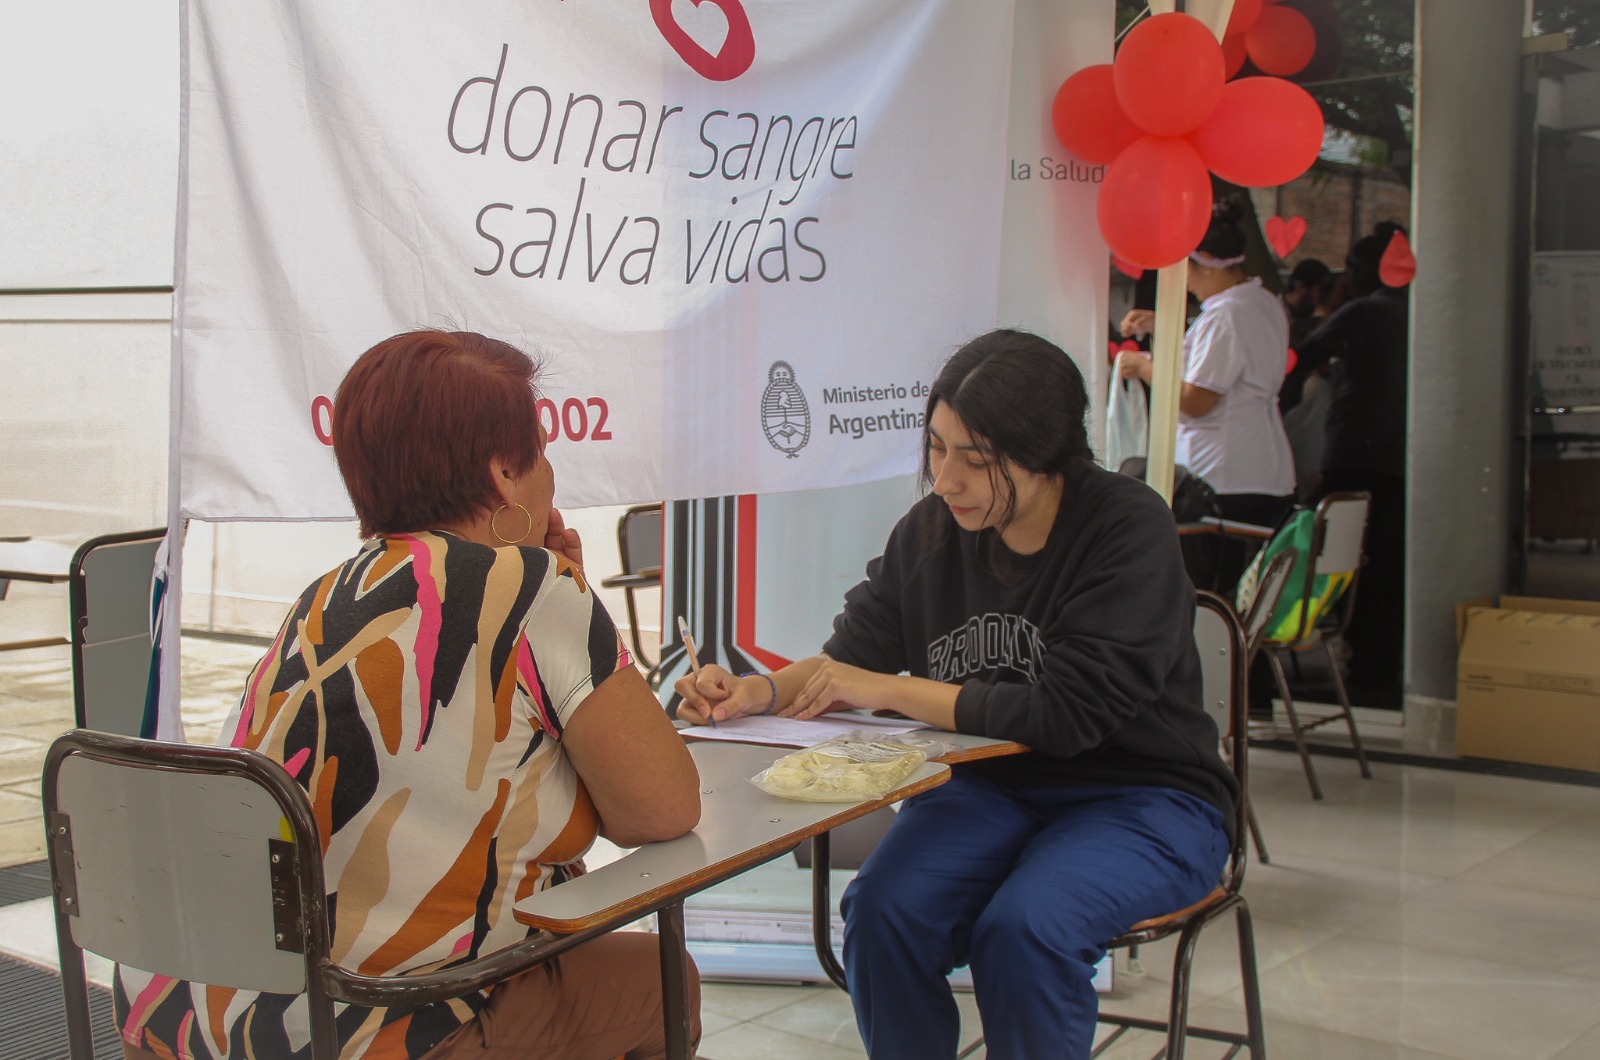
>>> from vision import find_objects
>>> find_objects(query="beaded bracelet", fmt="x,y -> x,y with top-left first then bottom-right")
741,671 -> 779,715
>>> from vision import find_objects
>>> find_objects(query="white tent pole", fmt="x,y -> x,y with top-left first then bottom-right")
1145,260 -> 1188,504
1144,0 -> 1234,505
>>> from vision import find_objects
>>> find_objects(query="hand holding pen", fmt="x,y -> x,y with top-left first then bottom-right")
673,616 -> 766,726
677,616 -> 713,727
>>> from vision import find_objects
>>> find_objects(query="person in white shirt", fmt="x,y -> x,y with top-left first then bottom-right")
1118,198 -> 1297,588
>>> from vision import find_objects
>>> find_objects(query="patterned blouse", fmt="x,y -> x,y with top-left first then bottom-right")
114,531 -> 626,1058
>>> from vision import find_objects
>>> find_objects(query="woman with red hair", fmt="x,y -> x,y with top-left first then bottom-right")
114,330 -> 702,1060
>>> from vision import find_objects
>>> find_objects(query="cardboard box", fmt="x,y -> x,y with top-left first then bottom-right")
1456,596 -> 1600,772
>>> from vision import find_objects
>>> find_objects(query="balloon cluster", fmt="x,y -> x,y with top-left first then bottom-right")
1224,0 -> 1315,78
1053,12 -> 1325,269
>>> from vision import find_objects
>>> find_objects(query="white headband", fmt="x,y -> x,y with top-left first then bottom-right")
1189,250 -> 1246,269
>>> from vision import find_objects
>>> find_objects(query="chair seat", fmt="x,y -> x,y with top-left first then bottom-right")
1265,626 -> 1326,652
600,568 -> 662,591
1113,884 -> 1228,940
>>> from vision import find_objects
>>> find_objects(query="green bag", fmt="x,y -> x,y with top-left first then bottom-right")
1235,509 -> 1353,644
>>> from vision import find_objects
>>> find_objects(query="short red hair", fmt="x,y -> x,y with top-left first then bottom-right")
333,331 -> 542,537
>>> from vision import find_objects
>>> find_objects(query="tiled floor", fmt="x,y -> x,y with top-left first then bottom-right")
3,578 -> 1600,1058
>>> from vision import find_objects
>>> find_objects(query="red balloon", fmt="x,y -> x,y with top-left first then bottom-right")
1221,33 -> 1249,79
1114,13 -> 1226,137
1097,136 -> 1214,269
1281,0 -> 1343,82
1190,77 -> 1324,187
1052,65 -> 1140,165
1379,232 -> 1417,287
1226,0 -> 1265,37
1246,5 -> 1317,76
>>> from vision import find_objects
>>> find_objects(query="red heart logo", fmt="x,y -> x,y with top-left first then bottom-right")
1108,339 -> 1140,363
651,0 -> 756,82
1111,255 -> 1144,280
1263,215 -> 1307,258
1379,231 -> 1416,287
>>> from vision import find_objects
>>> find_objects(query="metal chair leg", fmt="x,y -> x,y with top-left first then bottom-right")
1246,801 -> 1270,864
1322,639 -> 1372,779
1164,922 -> 1206,1060
1267,648 -> 1323,800
1235,903 -> 1267,1058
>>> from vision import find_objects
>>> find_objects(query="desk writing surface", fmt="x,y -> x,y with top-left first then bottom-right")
513,741 -> 948,933
0,539 -> 76,582
678,710 -> 1028,764
935,731 -> 1030,763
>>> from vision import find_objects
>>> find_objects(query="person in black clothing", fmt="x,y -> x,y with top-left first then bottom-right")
1280,257 -> 1332,413
675,330 -> 1234,1060
1293,225 -> 1410,708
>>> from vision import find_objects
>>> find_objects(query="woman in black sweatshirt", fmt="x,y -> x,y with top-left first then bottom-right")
676,329 -> 1236,1060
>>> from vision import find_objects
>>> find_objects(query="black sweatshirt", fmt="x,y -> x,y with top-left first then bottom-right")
823,462 -> 1238,839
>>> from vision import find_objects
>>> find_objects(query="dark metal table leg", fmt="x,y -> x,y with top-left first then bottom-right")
658,902 -> 693,1060
810,832 -> 849,991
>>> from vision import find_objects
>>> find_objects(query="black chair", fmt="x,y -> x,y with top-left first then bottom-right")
1230,546 -> 1299,863
69,528 -> 167,736
600,504 -> 663,685
1091,592 -> 1266,1059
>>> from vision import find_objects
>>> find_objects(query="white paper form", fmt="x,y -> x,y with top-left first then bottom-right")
679,710 -> 930,748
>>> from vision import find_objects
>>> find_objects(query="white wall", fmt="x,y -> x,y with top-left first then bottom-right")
0,293 -> 172,538
0,1 -> 178,288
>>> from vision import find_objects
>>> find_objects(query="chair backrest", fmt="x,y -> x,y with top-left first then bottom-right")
1285,491 -> 1369,643
617,504 -> 663,576
1193,592 -> 1249,891
1241,548 -> 1297,657
1194,600 -> 1234,735
69,529 -> 166,736
1311,492 -> 1369,578
42,730 -> 339,1058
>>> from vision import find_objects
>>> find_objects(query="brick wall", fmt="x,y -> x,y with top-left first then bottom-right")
1264,164 -> 1411,273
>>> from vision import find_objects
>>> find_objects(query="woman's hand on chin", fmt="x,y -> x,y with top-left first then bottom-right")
544,508 -> 584,569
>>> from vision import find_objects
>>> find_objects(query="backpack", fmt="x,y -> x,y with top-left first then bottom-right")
1235,507 -> 1354,644
1115,457 -> 1226,591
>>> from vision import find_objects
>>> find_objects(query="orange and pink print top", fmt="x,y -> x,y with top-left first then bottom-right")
115,531 -> 627,1059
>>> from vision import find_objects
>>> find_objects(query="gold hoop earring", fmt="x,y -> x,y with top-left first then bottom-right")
491,503 -> 534,545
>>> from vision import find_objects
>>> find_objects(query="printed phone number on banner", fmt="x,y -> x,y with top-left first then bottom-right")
310,395 -> 615,446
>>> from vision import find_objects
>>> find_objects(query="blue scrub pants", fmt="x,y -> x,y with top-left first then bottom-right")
841,772 -> 1229,1060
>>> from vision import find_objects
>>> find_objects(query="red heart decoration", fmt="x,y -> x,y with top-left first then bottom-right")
1263,215 -> 1307,258
1379,231 -> 1416,287
1112,255 -> 1144,280
650,0 -> 756,82
1108,339 -> 1140,363
1284,346 -> 1298,375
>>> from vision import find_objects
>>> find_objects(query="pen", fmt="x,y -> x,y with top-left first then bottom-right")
677,615 -> 711,727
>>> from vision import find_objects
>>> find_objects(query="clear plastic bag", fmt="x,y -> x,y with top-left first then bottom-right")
749,730 -> 955,803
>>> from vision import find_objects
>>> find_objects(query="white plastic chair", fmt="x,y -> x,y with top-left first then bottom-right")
42,730 -> 653,1059
68,528 -> 165,736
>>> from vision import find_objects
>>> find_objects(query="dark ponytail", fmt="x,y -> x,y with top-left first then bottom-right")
1194,196 -> 1247,263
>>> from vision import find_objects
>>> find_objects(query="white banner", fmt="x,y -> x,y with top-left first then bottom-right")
176,0 -> 1014,519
